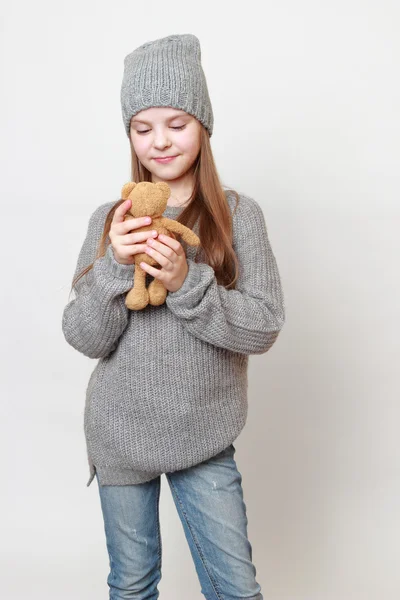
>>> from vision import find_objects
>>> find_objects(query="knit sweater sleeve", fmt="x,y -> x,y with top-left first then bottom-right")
62,203 -> 135,359
166,195 -> 285,355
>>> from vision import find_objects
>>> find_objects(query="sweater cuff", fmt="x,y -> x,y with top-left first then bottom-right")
102,244 -> 135,280
167,258 -> 203,299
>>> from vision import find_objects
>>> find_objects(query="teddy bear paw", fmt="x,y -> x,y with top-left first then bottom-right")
148,279 -> 167,306
125,287 -> 150,310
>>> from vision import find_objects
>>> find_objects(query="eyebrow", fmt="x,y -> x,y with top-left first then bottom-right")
131,112 -> 189,125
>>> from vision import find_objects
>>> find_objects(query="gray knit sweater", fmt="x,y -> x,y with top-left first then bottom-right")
62,191 -> 285,487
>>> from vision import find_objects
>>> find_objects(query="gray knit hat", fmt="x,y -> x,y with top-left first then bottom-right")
120,33 -> 214,138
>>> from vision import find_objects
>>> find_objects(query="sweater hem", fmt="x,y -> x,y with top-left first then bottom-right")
90,464 -> 162,487
85,417 -> 248,488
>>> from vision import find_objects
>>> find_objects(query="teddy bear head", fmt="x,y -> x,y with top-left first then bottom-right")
120,181 -> 171,218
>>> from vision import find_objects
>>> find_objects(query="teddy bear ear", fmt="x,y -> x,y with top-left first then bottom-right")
121,182 -> 136,199
155,181 -> 170,198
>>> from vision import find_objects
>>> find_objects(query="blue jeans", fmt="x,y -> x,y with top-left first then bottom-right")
96,443 -> 263,599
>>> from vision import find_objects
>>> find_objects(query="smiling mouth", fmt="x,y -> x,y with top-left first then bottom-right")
153,155 -> 178,162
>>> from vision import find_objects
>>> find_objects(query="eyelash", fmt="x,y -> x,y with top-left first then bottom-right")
136,126 -> 185,135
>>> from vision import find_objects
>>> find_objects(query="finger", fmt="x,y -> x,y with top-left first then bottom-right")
144,245 -> 171,269
157,233 -> 184,254
113,216 -> 153,237
140,261 -> 163,280
125,243 -> 148,254
145,238 -> 176,260
119,230 -> 158,245
120,216 -> 153,234
113,243 -> 148,258
112,199 -> 132,224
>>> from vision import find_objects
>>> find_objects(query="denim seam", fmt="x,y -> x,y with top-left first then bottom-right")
156,478 -> 162,569
168,477 -> 222,600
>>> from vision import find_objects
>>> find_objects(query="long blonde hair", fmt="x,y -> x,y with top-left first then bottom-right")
72,125 -> 240,291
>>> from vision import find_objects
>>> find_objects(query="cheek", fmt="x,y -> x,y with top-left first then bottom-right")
131,137 -> 150,158
179,132 -> 201,157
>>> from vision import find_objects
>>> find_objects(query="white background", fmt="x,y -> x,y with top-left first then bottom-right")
1,1 -> 399,599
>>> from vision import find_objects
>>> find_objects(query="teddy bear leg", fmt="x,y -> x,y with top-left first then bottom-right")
125,265 -> 149,310
148,278 -> 168,306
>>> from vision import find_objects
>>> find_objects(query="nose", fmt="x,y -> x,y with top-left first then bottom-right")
153,128 -> 171,150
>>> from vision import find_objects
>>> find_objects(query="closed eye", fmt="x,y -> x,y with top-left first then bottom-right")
136,125 -> 186,135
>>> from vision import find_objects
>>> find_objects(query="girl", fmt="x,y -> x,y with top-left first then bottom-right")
62,33 -> 285,600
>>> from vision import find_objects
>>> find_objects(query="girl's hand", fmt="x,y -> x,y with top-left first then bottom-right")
109,199 -> 159,265
141,233 -> 189,293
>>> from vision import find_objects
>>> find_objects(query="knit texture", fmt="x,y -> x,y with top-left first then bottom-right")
121,34 -> 214,137
62,192 -> 285,487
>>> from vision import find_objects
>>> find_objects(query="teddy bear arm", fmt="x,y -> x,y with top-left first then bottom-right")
159,217 -> 200,246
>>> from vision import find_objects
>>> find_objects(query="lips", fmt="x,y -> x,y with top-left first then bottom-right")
153,155 -> 178,163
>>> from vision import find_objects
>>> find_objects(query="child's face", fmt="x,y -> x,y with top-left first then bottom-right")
130,107 -> 202,182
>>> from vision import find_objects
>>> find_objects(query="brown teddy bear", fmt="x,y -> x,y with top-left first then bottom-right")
119,181 -> 200,310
